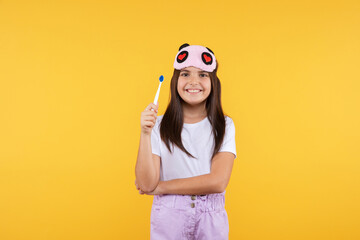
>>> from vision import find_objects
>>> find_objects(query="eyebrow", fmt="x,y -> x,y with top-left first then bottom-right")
180,70 -> 209,73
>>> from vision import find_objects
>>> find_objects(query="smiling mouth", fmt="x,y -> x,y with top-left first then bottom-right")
186,89 -> 202,93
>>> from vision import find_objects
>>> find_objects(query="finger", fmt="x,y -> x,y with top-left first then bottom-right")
148,108 -> 158,113
143,115 -> 156,123
146,103 -> 159,112
143,112 -> 157,120
135,180 -> 141,190
144,104 -> 153,111
143,113 -> 156,119
150,103 -> 159,110
143,116 -> 156,124
143,121 -> 155,128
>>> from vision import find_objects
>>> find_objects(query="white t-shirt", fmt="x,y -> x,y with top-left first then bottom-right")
151,115 -> 236,181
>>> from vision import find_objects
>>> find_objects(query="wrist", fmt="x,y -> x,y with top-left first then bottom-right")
157,181 -> 166,195
140,131 -> 151,137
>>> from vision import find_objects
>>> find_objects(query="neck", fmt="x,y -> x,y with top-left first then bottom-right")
182,101 -> 207,121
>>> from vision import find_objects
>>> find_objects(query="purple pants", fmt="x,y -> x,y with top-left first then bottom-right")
150,192 -> 229,240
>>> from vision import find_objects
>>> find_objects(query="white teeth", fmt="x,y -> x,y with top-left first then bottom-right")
187,90 -> 201,93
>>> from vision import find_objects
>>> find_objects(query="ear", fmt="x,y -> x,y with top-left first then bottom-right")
206,47 -> 214,54
179,43 -> 190,51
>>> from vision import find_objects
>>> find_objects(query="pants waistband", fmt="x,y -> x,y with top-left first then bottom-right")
152,191 -> 226,212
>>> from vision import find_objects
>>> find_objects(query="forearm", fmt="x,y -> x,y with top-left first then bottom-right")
135,133 -> 158,192
159,173 -> 225,195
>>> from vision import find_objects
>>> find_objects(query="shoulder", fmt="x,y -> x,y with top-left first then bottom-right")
157,114 -> 164,125
224,115 -> 235,126
157,114 -> 164,122
223,116 -> 236,134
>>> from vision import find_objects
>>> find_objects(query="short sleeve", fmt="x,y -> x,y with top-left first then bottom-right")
218,116 -> 237,159
151,117 -> 161,157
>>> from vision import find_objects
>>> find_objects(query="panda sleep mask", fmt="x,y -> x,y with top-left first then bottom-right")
173,43 -> 217,72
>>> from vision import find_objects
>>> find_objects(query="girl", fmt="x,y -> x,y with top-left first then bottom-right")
135,43 -> 237,240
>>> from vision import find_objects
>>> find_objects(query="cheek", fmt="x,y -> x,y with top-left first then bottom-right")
177,79 -> 186,91
205,80 -> 211,91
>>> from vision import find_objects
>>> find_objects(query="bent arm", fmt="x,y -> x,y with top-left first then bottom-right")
157,152 -> 235,195
135,132 -> 160,192
158,174 -> 220,195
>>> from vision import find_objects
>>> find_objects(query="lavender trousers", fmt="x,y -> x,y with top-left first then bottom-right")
150,192 -> 229,240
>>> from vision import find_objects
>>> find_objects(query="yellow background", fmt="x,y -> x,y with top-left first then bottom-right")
1,0 -> 359,239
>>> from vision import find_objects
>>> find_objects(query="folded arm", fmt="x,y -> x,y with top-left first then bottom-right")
140,152 -> 235,195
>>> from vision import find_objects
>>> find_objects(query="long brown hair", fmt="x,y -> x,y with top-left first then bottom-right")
159,62 -> 227,160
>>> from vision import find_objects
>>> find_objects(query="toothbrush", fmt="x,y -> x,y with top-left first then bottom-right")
153,75 -> 164,106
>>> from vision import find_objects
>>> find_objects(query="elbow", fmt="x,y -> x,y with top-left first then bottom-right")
135,171 -> 160,193
218,182 -> 227,193
138,180 -> 159,193
213,178 -> 227,193
142,185 -> 157,193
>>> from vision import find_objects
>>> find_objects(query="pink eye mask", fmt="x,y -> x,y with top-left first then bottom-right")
173,43 -> 217,72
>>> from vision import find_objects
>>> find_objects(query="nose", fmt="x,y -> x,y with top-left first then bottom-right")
189,75 -> 199,85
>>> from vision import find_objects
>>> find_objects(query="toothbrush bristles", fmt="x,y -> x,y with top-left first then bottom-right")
159,75 -> 164,82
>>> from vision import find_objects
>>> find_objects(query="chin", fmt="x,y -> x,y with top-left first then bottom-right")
183,99 -> 207,106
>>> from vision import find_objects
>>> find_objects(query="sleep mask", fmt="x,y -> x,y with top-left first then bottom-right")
173,43 -> 217,72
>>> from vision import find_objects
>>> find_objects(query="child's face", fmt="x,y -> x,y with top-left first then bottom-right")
177,66 -> 211,106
